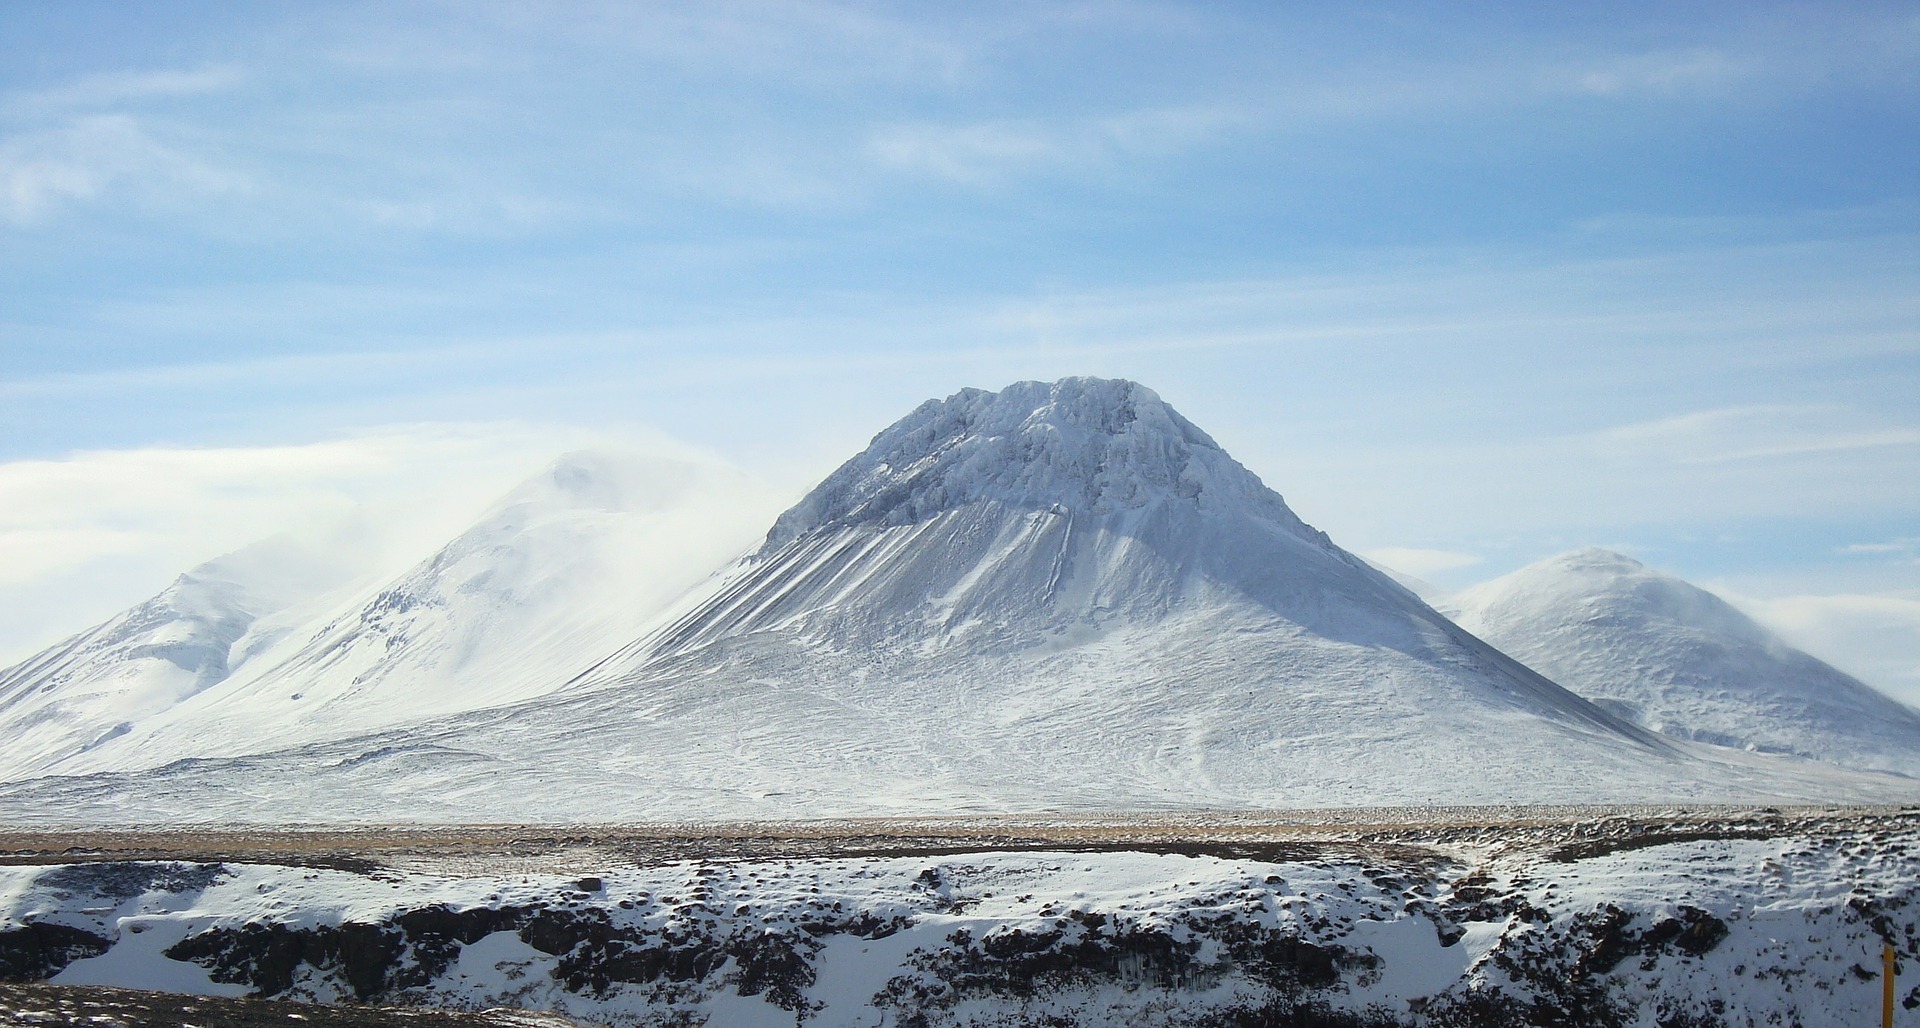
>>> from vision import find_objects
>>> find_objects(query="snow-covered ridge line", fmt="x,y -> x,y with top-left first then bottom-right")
0,448 -> 782,784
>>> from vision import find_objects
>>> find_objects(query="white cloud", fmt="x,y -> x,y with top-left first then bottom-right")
1571,48 -> 1746,96
0,422 -> 628,664
0,115 -> 248,224
3,65 -> 244,114
868,106 -> 1239,186
343,193 -> 576,232
1361,547 -> 1482,578
1588,406 -> 1920,467
1717,588 -> 1920,707
1840,537 -> 1920,562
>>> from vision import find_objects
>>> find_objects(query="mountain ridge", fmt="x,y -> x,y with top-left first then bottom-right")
4,447 -> 783,782
1,380 -> 1913,821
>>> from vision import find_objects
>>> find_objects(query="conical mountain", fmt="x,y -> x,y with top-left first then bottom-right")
5,381 -> 1910,823
1443,548 -> 1920,776
41,447 -> 784,777
543,377 -> 1689,810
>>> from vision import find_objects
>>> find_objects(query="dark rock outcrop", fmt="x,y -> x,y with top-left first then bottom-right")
0,922 -> 113,981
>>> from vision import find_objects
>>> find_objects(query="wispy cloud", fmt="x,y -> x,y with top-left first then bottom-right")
1568,48 -> 1747,97
342,193 -> 576,233
1590,406 -> 1920,466
1840,537 -> 1920,562
2,65 -> 244,115
0,115 -> 248,224
0,422 -> 631,664
868,106 -> 1241,186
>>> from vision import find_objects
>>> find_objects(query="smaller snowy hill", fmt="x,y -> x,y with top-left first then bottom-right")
0,536 -> 354,782
1444,548 -> 1920,776
28,448 -> 785,779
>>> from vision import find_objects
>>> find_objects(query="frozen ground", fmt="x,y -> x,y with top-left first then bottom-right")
2,806 -> 1916,1027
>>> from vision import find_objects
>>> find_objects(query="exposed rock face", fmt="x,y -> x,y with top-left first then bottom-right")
0,980 -> 588,1027
166,906 -> 531,1001
158,896 -> 1358,1018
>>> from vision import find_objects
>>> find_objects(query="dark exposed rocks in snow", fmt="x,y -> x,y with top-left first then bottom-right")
4,810 -> 1918,1026
0,922 -> 111,981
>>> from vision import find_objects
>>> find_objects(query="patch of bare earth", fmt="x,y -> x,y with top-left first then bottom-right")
1,804 -> 1911,878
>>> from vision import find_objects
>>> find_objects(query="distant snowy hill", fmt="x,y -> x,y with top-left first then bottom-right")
1443,548 -> 1920,776
0,535 -> 354,782
3,448 -> 783,781
4,379 -> 1905,823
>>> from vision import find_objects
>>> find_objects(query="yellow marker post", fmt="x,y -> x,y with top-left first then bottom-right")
1888,942 -> 1898,1028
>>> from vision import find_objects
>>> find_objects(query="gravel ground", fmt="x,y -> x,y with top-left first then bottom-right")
1,804 -> 1901,878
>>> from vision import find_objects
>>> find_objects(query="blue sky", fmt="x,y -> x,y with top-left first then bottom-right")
2,2 -> 1917,695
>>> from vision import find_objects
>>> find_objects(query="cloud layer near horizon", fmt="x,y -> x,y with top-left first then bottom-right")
0,423 -> 684,664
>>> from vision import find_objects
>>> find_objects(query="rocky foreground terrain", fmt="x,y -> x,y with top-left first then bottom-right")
1,807 -> 1917,1027
0,980 -> 584,1027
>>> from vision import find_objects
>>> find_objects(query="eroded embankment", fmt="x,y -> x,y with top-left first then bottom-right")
0,807 -> 1915,1027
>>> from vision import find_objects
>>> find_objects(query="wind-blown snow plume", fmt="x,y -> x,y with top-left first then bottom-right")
0,448 -> 783,782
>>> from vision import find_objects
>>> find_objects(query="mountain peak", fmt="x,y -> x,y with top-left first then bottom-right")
764,377 -> 1301,550
1462,548 -> 1762,644
484,447 -> 735,521
1550,548 -> 1649,575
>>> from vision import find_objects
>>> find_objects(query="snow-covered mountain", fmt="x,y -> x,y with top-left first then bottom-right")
563,377 -> 1669,800
7,378 -> 1905,823
3,448 -> 784,781
1443,548 -> 1920,776
0,535 -> 356,782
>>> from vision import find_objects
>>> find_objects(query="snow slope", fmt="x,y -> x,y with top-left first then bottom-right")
1443,548 -> 1920,776
7,449 -> 783,780
0,535 -> 356,783
7,378 -> 1911,823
